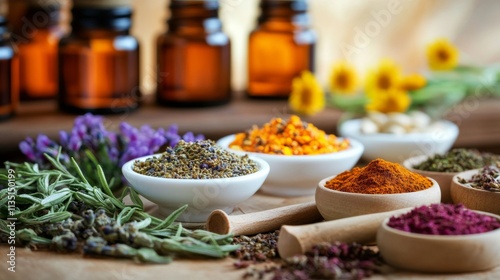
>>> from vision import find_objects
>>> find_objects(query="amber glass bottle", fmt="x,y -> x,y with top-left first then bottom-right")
156,0 -> 231,107
17,0 -> 64,101
247,0 -> 316,98
0,15 -> 19,120
58,0 -> 140,114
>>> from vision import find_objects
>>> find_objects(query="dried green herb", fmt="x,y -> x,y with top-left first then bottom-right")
133,140 -> 259,179
0,153 -> 239,263
413,148 -> 500,172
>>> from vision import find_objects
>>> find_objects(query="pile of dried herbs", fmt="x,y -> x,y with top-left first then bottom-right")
241,242 -> 383,280
413,148 -> 500,173
231,231 -> 280,268
0,154 -> 238,263
231,231 -> 383,279
458,165 -> 500,192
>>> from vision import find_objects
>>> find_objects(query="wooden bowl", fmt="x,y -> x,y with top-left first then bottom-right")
451,169 -> 500,215
403,154 -> 457,203
315,176 -> 441,220
377,212 -> 500,273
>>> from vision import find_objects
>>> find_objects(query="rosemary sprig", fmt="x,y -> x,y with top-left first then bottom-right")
0,153 -> 238,263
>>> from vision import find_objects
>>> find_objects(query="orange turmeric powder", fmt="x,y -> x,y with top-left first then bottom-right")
229,115 -> 350,155
325,158 -> 432,194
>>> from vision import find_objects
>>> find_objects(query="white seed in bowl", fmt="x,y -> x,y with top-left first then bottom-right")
367,111 -> 389,127
359,111 -> 438,135
387,112 -> 413,129
361,118 -> 379,134
381,123 -> 407,134
409,111 -> 431,129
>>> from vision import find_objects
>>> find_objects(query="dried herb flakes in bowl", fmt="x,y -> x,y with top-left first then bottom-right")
413,148 -> 500,173
458,165 -> 500,192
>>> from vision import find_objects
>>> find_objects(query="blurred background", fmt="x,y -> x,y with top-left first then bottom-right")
8,0 -> 499,96
135,0 -> 500,95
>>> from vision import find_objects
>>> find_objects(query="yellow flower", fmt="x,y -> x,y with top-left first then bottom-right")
365,88 -> 411,113
365,59 -> 402,94
288,71 -> 325,116
426,38 -> 459,71
329,61 -> 358,95
400,74 -> 427,91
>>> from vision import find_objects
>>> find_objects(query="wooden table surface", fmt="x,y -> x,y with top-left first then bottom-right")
2,191 -> 500,280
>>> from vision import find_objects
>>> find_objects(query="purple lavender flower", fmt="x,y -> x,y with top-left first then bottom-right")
18,113 -> 205,192
19,138 -> 37,162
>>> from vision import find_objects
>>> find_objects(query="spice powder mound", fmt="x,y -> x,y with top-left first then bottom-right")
325,158 -> 432,194
229,115 -> 349,155
132,140 -> 259,179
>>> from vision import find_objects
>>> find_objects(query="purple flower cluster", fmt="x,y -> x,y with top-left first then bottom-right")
18,113 -> 204,190
387,203 -> 500,235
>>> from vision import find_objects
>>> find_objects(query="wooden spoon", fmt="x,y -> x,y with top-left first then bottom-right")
206,201 -> 323,236
278,207 -> 412,259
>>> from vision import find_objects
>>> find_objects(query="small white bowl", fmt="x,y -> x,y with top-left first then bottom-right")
122,154 -> 270,223
216,134 -> 364,197
338,119 -> 458,163
316,176 -> 441,220
403,154 -> 458,203
451,169 -> 500,215
377,212 -> 500,273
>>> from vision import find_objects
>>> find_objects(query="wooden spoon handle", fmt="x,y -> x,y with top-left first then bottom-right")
278,207 -> 412,259
206,201 -> 322,236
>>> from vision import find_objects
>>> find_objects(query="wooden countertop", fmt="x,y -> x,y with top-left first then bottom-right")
1,95 -> 500,163
2,192 -> 500,280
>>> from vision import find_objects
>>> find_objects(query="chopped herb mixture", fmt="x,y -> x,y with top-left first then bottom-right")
133,140 -> 259,179
413,148 -> 500,173
458,165 -> 500,192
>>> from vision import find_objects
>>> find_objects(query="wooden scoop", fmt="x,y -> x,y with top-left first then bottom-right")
206,201 -> 323,236
278,207 -> 413,259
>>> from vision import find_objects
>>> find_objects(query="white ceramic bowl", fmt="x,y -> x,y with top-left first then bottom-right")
377,212 -> 500,273
216,134 -> 364,197
451,169 -> 500,215
338,119 -> 458,163
316,175 -> 441,220
122,154 -> 270,223
403,154 -> 458,203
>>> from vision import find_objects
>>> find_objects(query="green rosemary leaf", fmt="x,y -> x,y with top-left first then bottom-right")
96,165 -> 114,198
134,217 -> 151,230
40,190 -> 72,207
16,194 -> 43,204
19,212 -> 72,225
70,157 -> 89,184
117,187 -> 129,201
136,248 -> 172,264
150,204 -> 188,231
117,207 -> 135,226
175,223 -> 183,238
17,228 -> 52,245
128,187 -> 143,209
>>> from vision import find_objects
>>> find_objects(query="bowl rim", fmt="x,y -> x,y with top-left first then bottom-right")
380,210 -> 500,240
403,154 -> 460,175
216,134 -> 364,160
338,119 -> 459,141
121,154 -> 270,184
451,168 -> 500,195
317,175 -> 440,197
